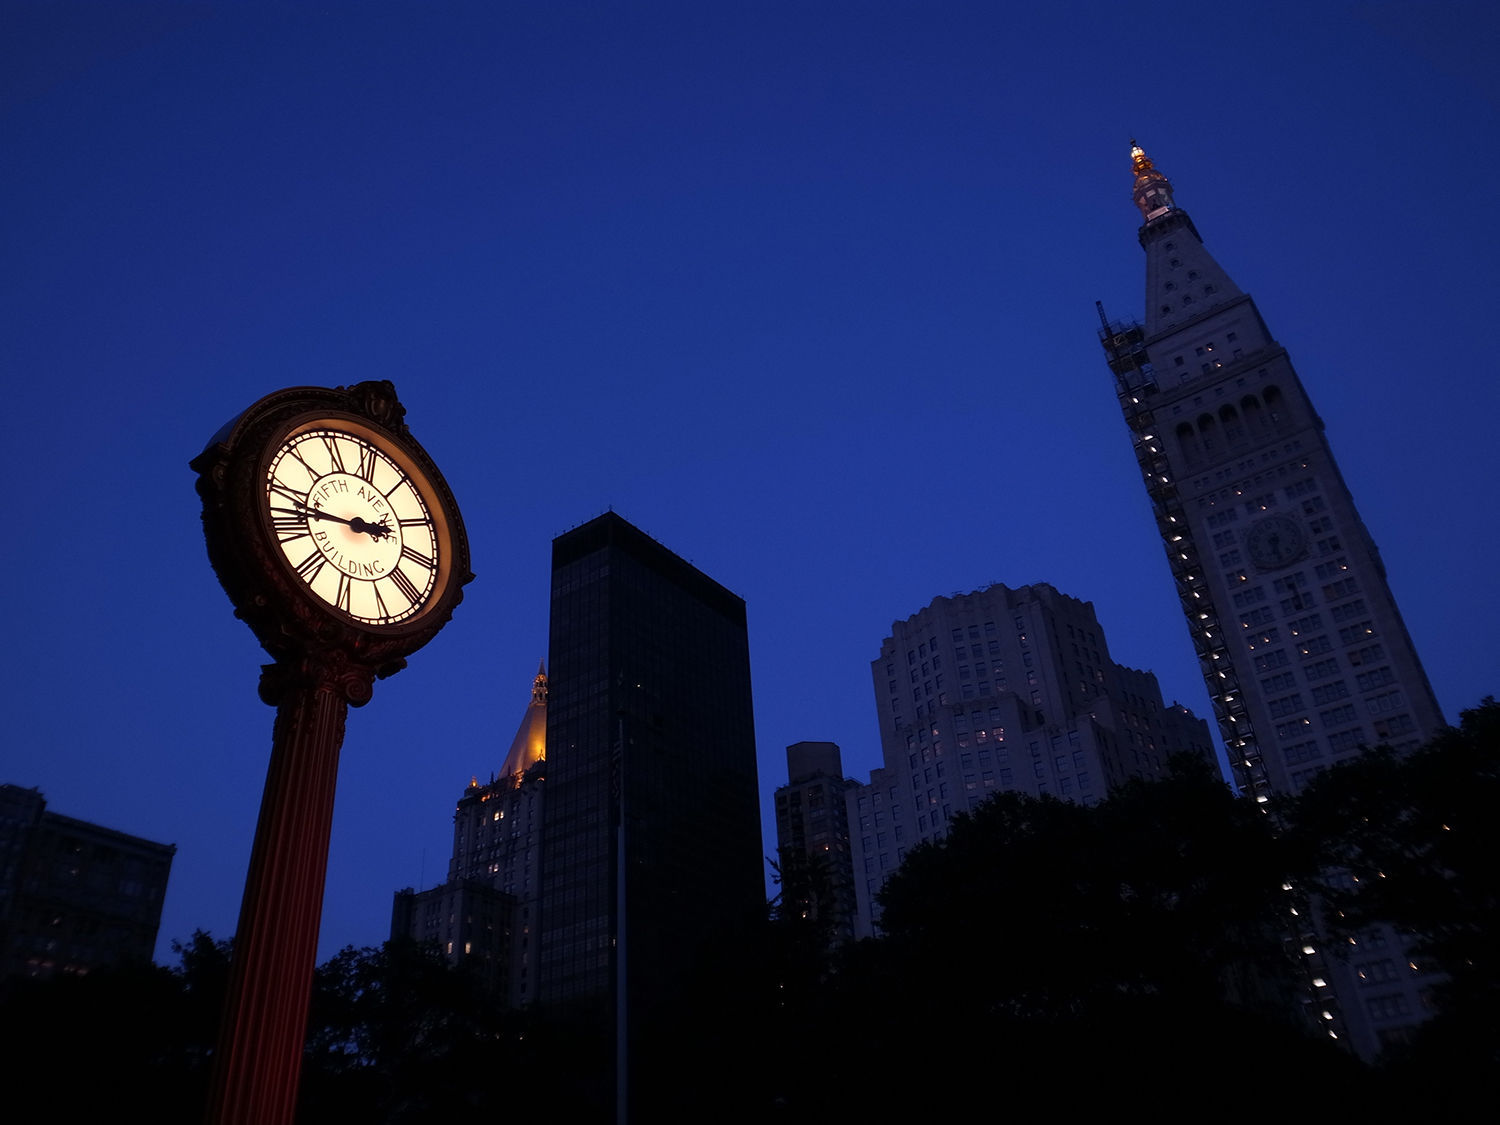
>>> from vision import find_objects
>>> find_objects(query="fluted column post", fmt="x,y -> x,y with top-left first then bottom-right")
205,655 -> 375,1125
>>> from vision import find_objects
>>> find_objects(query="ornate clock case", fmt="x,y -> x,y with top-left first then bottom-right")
192,380 -> 473,702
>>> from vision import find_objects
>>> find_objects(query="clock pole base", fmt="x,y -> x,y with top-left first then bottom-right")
205,678 -> 356,1125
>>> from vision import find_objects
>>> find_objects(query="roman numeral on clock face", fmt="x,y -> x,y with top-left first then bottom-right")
321,434 -> 346,473
273,514 -> 309,541
287,445 -> 321,483
400,544 -> 434,569
356,444 -> 378,483
335,573 -> 352,613
388,567 -> 421,605
270,482 -> 309,507
294,550 -> 325,583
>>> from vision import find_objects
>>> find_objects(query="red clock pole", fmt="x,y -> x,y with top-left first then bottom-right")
205,659 -> 373,1125
191,383 -> 472,1125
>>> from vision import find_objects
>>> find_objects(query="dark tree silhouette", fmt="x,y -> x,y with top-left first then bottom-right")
840,756 -> 1372,1113
1289,698 -> 1500,1101
1290,700 -> 1499,1007
11,703 -> 1495,1122
298,938 -> 555,1122
0,954 -> 208,1120
878,756 -> 1304,1020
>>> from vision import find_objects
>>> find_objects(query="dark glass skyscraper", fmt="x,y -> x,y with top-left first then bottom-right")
537,512 -> 763,1116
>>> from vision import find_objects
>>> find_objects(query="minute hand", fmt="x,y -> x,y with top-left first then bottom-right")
269,504 -> 392,540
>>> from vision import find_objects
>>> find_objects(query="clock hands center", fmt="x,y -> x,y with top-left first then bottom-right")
270,504 -> 393,541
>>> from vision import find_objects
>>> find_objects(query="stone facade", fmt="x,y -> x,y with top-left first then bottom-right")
849,582 -> 1214,937
1099,142 -> 1446,1058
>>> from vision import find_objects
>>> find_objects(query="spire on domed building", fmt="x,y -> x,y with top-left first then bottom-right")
498,660 -> 547,778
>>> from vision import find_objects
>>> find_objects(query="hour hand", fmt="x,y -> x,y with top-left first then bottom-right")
349,515 -> 393,540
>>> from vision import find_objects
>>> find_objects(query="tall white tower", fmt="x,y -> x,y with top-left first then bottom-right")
1099,141 -> 1446,1058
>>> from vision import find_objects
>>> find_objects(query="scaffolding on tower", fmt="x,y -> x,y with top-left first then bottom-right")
1096,301 -> 1274,808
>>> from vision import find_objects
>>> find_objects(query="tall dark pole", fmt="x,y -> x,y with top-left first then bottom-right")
614,713 -> 628,1125
205,659 -> 374,1125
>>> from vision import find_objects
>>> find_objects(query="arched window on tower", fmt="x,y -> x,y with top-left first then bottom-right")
1220,403 -> 1243,442
1241,394 -> 1266,433
1197,413 -> 1217,455
1176,421 -> 1199,467
1264,385 -> 1285,428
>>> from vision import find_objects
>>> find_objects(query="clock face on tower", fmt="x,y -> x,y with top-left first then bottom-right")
1245,513 -> 1307,571
262,420 -> 444,626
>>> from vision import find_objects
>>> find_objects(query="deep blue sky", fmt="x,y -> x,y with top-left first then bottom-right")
4,2 -> 1497,963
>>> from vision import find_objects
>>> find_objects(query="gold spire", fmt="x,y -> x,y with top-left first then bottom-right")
1129,139 -> 1176,222
499,660 -> 547,778
1130,138 -> 1155,176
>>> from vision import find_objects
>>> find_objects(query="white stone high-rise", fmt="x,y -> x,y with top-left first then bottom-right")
1098,142 -> 1447,1058
848,581 -> 1215,937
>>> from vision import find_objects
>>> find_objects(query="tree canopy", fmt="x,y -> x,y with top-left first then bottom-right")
877,756 -> 1302,1021
5,702 -> 1494,1120
1287,698 -> 1500,1089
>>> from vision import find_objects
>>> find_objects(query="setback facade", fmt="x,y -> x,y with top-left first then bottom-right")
850,582 -> 1215,937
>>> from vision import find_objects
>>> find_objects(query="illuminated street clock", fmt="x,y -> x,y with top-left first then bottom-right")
193,381 -> 472,688
193,382 -> 473,1121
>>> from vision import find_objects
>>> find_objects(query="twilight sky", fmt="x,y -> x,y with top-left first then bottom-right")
4,1 -> 1497,963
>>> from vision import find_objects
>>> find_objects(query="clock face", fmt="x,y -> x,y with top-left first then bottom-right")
1245,514 -> 1307,571
263,423 -> 443,626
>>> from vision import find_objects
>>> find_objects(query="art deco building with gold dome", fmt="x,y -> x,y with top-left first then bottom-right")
391,663 -> 548,1007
